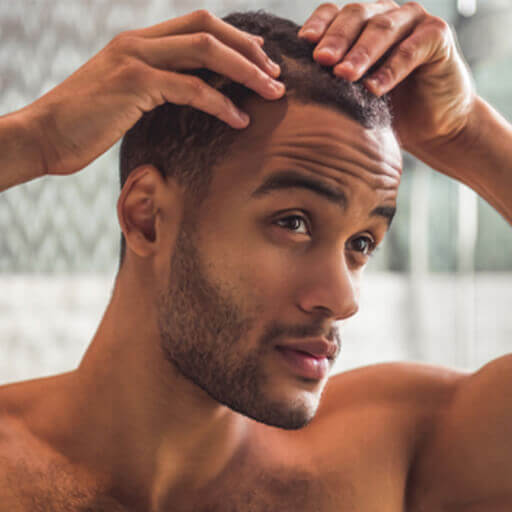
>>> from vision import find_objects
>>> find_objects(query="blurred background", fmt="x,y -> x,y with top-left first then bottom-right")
0,0 -> 511,385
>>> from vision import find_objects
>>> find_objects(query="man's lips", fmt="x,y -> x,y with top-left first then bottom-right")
275,341 -> 334,380
275,338 -> 337,360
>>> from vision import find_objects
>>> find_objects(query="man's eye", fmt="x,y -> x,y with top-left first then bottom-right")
275,215 -> 310,235
349,236 -> 377,256
274,216 -> 378,257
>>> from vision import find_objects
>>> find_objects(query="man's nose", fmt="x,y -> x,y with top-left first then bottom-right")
297,254 -> 360,321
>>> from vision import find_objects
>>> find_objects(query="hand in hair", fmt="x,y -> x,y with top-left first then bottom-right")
299,1 -> 512,225
6,9 -> 286,182
298,0 -> 475,156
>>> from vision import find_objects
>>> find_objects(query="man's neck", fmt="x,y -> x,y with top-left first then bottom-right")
27,271 -> 252,506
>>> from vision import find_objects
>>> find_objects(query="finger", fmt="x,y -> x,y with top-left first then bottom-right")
297,0 -> 397,42
155,69 -> 252,129
363,18 -> 449,96
134,33 -> 286,102
309,1 -> 399,66
333,3 -> 427,81
297,3 -> 340,41
132,10 -> 280,78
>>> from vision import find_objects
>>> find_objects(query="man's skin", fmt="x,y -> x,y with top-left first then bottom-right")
0,1 -> 511,510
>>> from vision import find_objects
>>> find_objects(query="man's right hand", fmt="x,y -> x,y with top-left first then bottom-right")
19,9 -> 285,178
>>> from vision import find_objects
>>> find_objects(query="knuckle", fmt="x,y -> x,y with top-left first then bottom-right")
397,40 -> 417,61
193,9 -> 215,26
381,63 -> 397,82
317,2 -> 339,12
108,31 -> 138,55
341,3 -> 367,18
111,29 -> 132,41
184,76 -> 206,102
119,58 -> 147,87
323,29 -> 349,46
429,15 -> 450,33
404,1 -> 427,16
108,34 -> 123,52
426,16 -> 452,44
193,32 -> 217,52
352,44 -> 371,61
369,14 -> 396,32
246,36 -> 262,55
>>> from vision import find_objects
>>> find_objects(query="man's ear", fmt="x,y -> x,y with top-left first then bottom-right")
117,165 -> 180,259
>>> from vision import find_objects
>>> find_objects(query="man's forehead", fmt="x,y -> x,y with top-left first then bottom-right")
227,96 -> 402,193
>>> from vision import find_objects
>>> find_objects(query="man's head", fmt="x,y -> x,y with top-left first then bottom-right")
119,9 -> 394,266
116,10 -> 402,430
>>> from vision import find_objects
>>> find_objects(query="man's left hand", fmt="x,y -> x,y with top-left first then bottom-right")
298,0 -> 476,157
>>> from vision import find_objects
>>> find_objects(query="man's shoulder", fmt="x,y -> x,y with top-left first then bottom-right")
316,360 -> 468,465
405,354 -> 512,510
0,410 -> 41,510
321,360 -> 467,419
318,361 -> 467,469
0,408 -> 123,512
0,374 -> 102,511
302,361 -> 467,510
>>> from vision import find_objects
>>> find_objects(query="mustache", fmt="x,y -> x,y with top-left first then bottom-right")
262,322 -> 342,349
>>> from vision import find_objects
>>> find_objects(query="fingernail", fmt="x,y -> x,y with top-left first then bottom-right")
316,47 -> 336,59
299,27 -> 319,37
366,77 -> 380,91
270,80 -> 285,93
266,57 -> 280,75
334,61 -> 354,76
235,110 -> 250,124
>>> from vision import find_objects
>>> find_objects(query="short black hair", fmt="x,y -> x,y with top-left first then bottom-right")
118,9 -> 392,269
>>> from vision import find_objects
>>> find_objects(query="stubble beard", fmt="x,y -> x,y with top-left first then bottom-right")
156,219 -> 316,430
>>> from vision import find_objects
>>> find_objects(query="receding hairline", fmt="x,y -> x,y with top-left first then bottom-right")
217,93 -> 397,164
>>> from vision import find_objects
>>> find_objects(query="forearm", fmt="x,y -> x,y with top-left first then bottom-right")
410,97 -> 512,225
0,108 -> 46,193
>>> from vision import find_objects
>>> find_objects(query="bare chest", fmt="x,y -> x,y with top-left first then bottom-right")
3,444 -> 403,512
0,395 -> 412,511
153,430 -> 407,512
181,467 -> 359,512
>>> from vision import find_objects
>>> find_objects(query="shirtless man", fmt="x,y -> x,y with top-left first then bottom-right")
1,1 -> 511,510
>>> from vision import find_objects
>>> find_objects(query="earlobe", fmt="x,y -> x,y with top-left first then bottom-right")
117,165 -> 164,259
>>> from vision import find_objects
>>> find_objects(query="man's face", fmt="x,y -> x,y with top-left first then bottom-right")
156,98 -> 402,430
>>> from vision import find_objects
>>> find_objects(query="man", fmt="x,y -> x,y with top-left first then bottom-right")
0,0 -> 511,510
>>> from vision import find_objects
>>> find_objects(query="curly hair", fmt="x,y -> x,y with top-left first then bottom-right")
118,9 -> 392,268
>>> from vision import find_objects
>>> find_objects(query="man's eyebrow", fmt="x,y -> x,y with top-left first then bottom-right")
250,170 -> 396,228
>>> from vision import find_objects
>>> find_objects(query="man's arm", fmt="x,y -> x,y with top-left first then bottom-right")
405,354 -> 512,510
412,97 -> 512,226
0,110 -> 46,193
0,9 -> 285,194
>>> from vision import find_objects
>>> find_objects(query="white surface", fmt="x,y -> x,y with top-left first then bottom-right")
1,273 -> 510,385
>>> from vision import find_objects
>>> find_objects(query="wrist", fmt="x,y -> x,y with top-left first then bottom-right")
451,96 -> 488,157
13,105 -> 50,178
0,106 -> 48,192
409,95 -> 512,225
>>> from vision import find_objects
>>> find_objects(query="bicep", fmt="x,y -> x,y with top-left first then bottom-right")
407,354 -> 512,510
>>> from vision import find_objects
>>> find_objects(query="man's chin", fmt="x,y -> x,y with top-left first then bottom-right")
223,386 -> 320,431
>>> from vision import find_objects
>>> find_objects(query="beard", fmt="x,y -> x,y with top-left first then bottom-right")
156,217 -> 328,430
